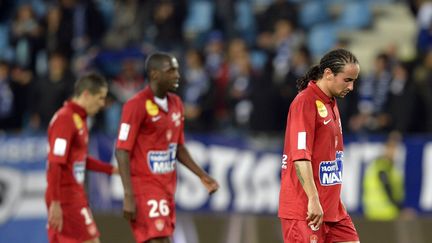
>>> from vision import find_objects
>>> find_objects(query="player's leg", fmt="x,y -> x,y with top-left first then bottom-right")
326,215 -> 359,243
83,238 -> 101,243
146,236 -> 171,243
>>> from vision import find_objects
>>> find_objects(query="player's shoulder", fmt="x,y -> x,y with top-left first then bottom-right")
168,92 -> 182,104
292,88 -> 316,105
49,107 -> 74,127
124,90 -> 147,107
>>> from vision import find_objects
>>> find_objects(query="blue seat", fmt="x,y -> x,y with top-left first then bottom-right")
183,1 -> 214,34
0,24 -> 13,61
308,23 -> 339,59
299,1 -> 330,30
250,50 -> 268,70
235,1 -> 256,45
337,1 -> 372,30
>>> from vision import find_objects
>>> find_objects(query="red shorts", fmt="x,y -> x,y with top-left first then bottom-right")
280,215 -> 359,243
130,194 -> 176,242
47,204 -> 99,243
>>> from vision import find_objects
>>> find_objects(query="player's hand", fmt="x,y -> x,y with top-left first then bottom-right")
200,175 -> 219,195
306,196 -> 323,231
112,167 -> 119,175
123,194 -> 136,221
48,201 -> 63,232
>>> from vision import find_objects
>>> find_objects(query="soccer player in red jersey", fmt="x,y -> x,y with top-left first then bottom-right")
115,52 -> 219,243
278,49 -> 361,243
45,73 -> 118,243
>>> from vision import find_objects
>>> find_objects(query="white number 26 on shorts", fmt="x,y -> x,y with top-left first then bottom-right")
147,199 -> 170,218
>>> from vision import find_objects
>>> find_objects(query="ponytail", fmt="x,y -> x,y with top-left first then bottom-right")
296,65 -> 321,91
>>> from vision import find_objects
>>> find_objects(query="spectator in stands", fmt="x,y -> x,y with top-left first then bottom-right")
30,51 -> 75,131
255,0 -> 298,35
350,53 -> 393,133
9,4 -> 43,71
58,0 -> 106,54
414,0 -> 432,53
103,0 -> 149,49
0,61 -> 13,130
226,38 -> 255,130
111,58 -> 145,104
363,131 -> 405,220
386,62 -> 416,133
150,0 -> 186,52
40,6 -> 72,62
412,49 -> 432,132
203,31 -> 230,129
181,48 -> 214,131
9,65 -> 33,132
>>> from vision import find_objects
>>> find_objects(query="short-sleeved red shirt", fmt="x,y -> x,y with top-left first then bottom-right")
116,86 -> 185,197
45,101 -> 89,207
278,82 -> 347,222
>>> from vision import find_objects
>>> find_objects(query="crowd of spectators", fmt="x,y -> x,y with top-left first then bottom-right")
0,0 -> 431,137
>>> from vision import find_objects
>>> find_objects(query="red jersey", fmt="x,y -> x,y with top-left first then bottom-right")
45,101 -> 90,207
278,82 -> 347,222
116,86 -> 185,197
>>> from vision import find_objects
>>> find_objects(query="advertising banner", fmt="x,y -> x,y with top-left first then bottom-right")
1,133 -> 431,242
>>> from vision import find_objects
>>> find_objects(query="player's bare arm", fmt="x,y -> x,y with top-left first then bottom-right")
115,148 -> 136,221
294,160 -> 323,229
176,144 -> 219,194
86,156 -> 118,175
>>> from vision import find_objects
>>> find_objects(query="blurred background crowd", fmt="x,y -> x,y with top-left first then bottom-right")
0,0 -> 431,137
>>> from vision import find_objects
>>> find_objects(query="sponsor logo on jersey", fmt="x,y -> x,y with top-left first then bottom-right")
73,113 -> 83,130
73,161 -> 86,184
315,100 -> 328,118
319,151 -> 343,186
148,144 -> 177,174
146,100 -> 159,116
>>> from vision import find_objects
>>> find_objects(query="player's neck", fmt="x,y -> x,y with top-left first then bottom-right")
72,97 -> 88,114
150,82 -> 167,98
315,79 -> 333,98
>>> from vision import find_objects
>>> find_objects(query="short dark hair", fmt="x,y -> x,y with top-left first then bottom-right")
73,73 -> 107,97
144,52 -> 173,73
296,49 -> 359,91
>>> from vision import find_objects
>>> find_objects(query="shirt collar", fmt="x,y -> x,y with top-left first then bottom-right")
308,81 -> 334,104
65,101 -> 87,119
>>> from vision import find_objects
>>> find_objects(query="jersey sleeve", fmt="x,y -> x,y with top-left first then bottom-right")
86,156 -> 114,174
286,97 -> 316,162
116,100 -> 144,151
47,113 -> 76,164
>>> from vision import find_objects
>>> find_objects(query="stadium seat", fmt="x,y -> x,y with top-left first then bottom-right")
336,1 -> 372,30
235,1 -> 256,45
299,1 -> 330,30
307,23 -> 339,59
183,1 -> 214,35
0,24 -> 13,61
